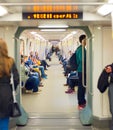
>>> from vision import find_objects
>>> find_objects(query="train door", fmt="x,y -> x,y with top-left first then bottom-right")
14,26 -> 93,126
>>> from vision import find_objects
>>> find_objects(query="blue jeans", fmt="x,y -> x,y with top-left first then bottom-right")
77,72 -> 86,105
25,76 -> 39,92
38,66 -> 46,77
0,117 -> 9,130
63,61 -> 68,71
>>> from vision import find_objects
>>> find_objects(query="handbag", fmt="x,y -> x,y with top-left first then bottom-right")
68,71 -> 79,86
10,71 -> 21,117
97,69 -> 109,93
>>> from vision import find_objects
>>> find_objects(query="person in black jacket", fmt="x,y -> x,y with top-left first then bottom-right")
0,38 -> 19,130
105,63 -> 113,130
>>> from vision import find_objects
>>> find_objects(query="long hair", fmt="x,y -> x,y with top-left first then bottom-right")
0,38 -> 14,77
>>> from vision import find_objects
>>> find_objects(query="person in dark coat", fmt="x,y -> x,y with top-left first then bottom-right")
104,63 -> 113,130
0,38 -> 19,130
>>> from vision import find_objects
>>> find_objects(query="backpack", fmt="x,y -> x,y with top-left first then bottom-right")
97,69 -> 109,93
69,52 -> 78,71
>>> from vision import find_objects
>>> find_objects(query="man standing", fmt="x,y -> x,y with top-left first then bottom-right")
76,34 -> 87,110
104,64 -> 113,130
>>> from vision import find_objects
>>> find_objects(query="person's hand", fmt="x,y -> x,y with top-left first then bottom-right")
105,66 -> 112,73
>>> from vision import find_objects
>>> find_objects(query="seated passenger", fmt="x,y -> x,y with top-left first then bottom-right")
20,57 -> 29,87
63,52 -> 77,76
41,60 -> 50,70
25,55 -> 47,79
35,51 -> 50,70
20,56 -> 41,92
46,52 -> 51,61
65,71 -> 79,94
25,75 -> 40,93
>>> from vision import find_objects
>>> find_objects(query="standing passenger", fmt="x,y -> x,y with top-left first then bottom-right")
0,39 -> 19,130
76,34 -> 87,110
105,64 -> 113,130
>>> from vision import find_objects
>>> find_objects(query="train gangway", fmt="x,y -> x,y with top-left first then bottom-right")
14,53 -> 91,130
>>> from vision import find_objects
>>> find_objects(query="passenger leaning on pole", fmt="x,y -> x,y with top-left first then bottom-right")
76,34 -> 87,110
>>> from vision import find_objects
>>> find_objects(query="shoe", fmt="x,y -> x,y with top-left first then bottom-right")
65,89 -> 74,94
32,91 -> 39,94
78,104 -> 86,110
25,90 -> 33,93
33,89 -> 41,93
64,74 -> 68,76
39,84 -> 44,87
40,82 -> 43,85
41,75 -> 47,79
45,68 -> 48,70
64,84 -> 68,86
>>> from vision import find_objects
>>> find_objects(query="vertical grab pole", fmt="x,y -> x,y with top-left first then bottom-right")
82,38 -> 93,95
82,45 -> 85,87
14,37 -> 29,126
79,37 -> 93,126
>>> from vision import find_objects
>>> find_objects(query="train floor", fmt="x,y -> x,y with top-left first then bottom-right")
16,54 -> 92,130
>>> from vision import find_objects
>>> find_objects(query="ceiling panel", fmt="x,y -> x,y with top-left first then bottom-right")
0,0 -> 106,2
0,0 -> 111,41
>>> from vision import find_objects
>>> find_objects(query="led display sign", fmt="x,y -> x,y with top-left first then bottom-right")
22,12 -> 83,19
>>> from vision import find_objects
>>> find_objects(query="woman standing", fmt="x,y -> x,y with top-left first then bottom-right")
0,38 -> 19,130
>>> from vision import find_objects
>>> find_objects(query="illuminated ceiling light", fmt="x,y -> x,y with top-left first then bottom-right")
97,4 -> 113,16
71,31 -> 77,35
38,25 -> 68,28
109,0 -> 113,3
62,33 -> 73,41
30,32 -> 45,40
97,26 -> 101,30
0,6 -> 8,16
40,29 -> 66,32
30,31 -> 37,34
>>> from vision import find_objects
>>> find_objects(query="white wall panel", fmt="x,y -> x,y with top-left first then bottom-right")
0,26 -> 17,58
92,26 -> 113,118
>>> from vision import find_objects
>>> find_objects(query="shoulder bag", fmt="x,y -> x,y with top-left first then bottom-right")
10,71 -> 21,117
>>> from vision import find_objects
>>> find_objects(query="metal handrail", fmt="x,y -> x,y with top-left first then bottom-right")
82,45 -> 85,87
87,38 -> 93,96
0,2 -> 108,6
82,37 -> 93,96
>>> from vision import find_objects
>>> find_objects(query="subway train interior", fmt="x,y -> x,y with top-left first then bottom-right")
0,0 -> 113,130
